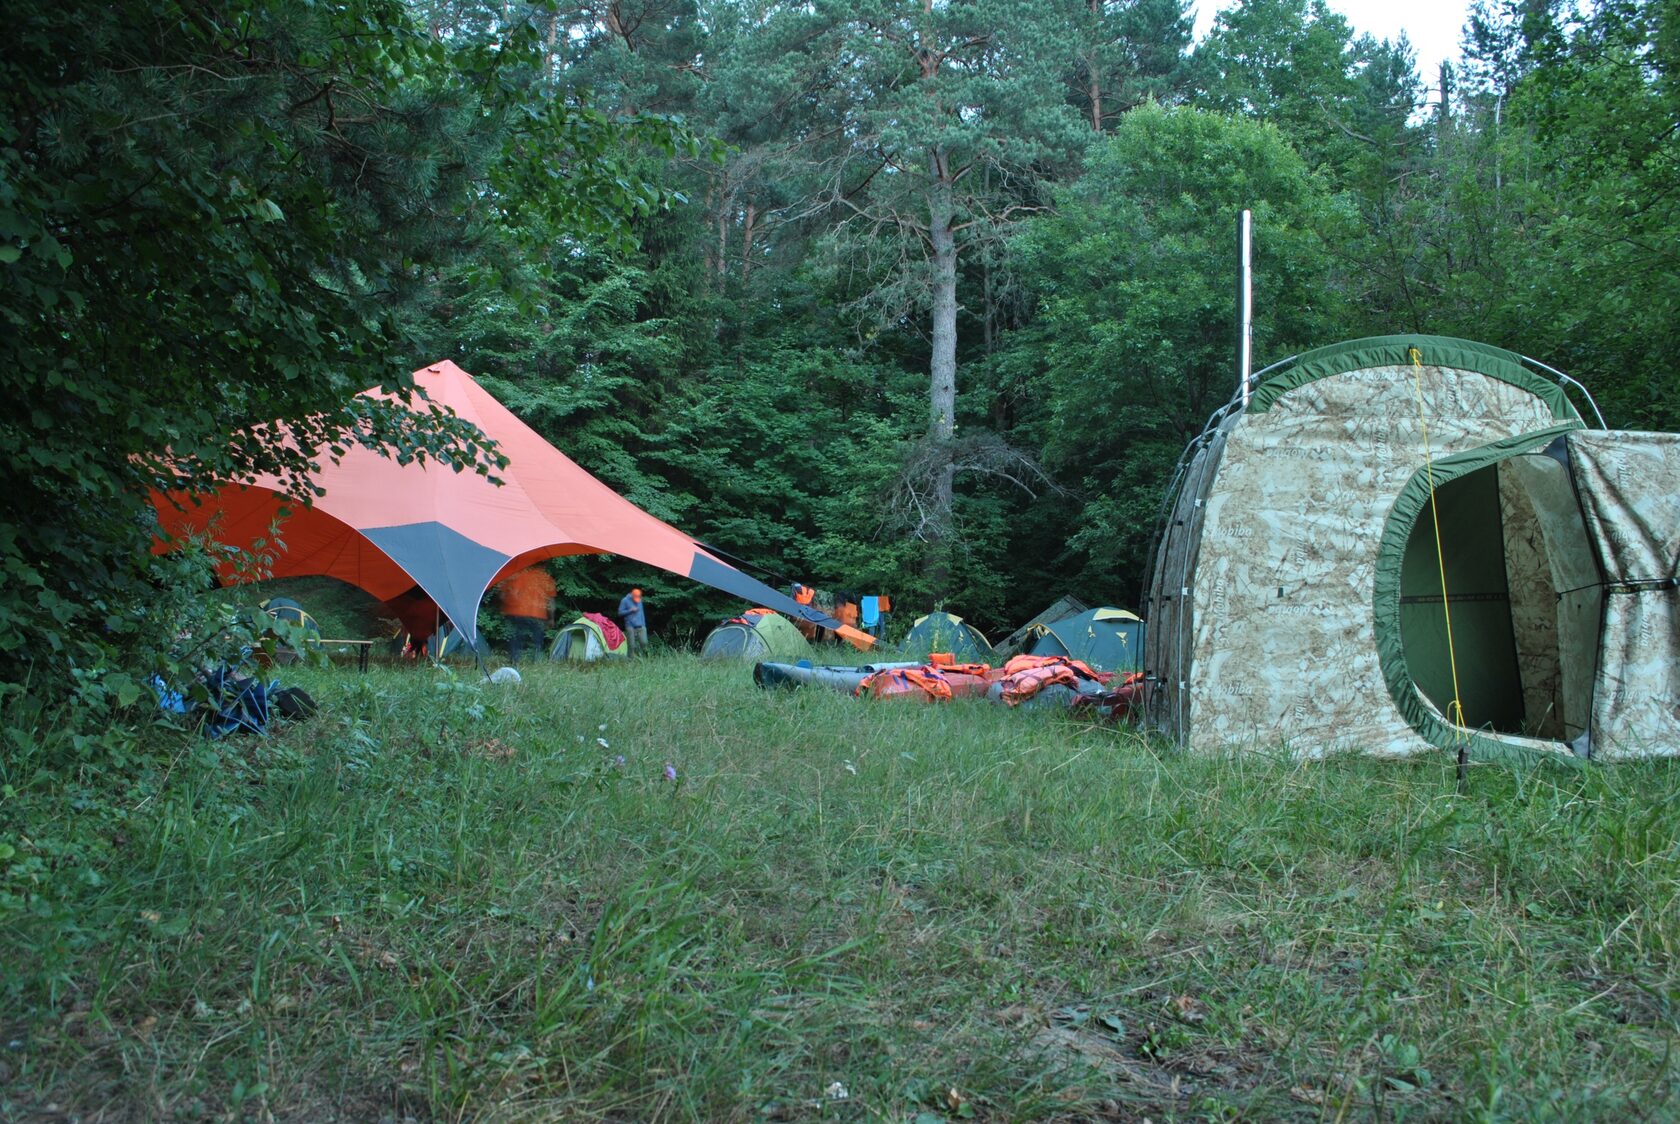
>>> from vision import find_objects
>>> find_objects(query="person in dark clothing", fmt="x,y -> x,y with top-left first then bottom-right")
384,586 -> 440,658
617,588 -> 648,655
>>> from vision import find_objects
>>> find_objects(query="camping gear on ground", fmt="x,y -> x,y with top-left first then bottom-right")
902,611 -> 994,663
1145,334 -> 1680,760
988,654 -> 1111,707
994,595 -> 1091,658
1070,673 -> 1147,724
150,665 -> 316,737
1024,607 -> 1145,672
857,666 -> 955,702
151,360 -> 872,656
270,685 -> 319,719
550,612 -> 628,661
701,609 -> 814,661
753,661 -> 922,691
855,662 -> 997,702
753,655 -> 1115,712
199,666 -> 270,737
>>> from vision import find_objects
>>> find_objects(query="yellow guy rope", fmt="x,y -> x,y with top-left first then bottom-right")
1408,347 -> 1468,737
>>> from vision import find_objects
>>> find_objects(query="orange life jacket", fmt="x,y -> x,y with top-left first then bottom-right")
1000,653 -> 1111,683
998,663 -> 1081,705
857,667 -> 953,702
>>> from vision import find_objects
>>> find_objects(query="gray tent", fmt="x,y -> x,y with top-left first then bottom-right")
995,595 -> 1091,657
1144,335 -> 1679,760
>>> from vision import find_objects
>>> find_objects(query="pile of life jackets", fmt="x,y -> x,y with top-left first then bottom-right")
854,654 -> 1114,707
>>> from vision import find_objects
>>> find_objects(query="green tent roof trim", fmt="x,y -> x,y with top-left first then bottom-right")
1372,422 -> 1585,761
1248,335 -> 1576,420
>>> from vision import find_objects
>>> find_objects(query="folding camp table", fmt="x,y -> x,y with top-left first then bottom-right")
314,638 -> 374,672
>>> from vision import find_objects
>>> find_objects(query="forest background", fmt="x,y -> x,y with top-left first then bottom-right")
4,0 -> 1678,702
405,0 -> 1680,633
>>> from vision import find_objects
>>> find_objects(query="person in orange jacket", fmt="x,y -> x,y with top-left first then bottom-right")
496,566 -> 556,662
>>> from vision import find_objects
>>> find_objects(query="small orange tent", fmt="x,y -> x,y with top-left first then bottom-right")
152,361 -> 869,650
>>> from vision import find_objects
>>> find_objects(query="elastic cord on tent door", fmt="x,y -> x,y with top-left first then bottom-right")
1409,347 -> 1470,789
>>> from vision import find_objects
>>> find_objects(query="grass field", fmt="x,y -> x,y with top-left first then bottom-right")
3,656 -> 1678,1121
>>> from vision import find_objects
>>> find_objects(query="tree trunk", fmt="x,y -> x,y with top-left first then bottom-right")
1087,0 -> 1103,130
741,200 -> 758,280
702,185 -> 718,278
716,178 -> 730,280
926,167 -> 958,593
927,176 -> 957,446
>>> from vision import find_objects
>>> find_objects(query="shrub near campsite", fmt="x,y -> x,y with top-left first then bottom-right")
0,0 -> 685,737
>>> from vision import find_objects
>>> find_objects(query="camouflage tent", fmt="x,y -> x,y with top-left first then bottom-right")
1143,335 -> 1680,760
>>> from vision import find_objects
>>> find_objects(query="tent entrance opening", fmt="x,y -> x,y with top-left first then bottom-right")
1398,453 -> 1599,742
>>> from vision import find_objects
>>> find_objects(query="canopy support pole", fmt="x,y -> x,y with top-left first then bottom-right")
1237,209 -> 1253,408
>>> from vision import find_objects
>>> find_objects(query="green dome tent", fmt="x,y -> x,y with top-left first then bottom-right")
550,613 -> 628,661
903,611 -> 993,662
260,596 -> 320,635
701,610 -> 813,661
260,596 -> 320,665
427,623 -> 488,661
1025,607 -> 1144,672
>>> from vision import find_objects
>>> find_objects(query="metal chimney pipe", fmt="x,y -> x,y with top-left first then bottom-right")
1238,209 -> 1253,407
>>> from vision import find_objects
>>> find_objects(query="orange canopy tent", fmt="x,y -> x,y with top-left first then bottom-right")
151,360 -> 869,650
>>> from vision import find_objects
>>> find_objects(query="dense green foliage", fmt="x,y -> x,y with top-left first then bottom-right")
10,0 -> 1679,682
6,661 -> 1678,1118
1002,105 -> 1353,592
0,0 -> 687,717
405,0 -> 1680,636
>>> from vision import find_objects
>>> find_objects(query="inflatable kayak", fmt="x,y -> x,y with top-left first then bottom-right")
753,661 -> 922,692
